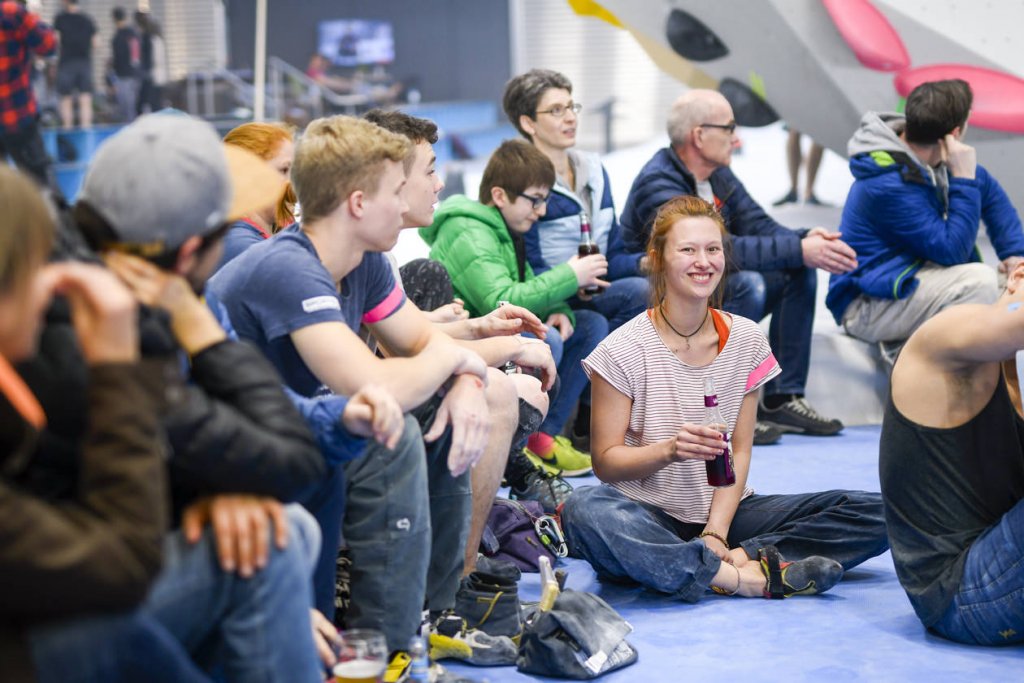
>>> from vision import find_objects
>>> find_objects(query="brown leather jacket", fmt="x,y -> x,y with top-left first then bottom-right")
0,360 -> 171,682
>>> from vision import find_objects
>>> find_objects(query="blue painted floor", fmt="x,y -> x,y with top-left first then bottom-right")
445,426 -> 1024,682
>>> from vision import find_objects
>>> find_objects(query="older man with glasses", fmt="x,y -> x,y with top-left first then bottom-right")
620,89 -> 855,442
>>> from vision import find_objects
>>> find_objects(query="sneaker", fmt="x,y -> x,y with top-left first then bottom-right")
758,397 -> 843,436
387,654 -> 481,683
334,546 -> 352,628
758,545 -> 843,598
772,188 -> 798,206
428,663 -> 482,683
427,611 -> 518,666
506,449 -> 574,513
384,651 -> 411,683
525,436 -> 592,477
752,421 -> 783,446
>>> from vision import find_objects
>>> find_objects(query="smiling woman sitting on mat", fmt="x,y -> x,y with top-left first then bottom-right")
560,195 -> 889,600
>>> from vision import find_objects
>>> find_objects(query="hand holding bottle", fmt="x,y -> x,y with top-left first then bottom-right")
575,211 -> 608,295
668,423 -> 729,461
567,253 -> 609,292
702,377 -> 735,487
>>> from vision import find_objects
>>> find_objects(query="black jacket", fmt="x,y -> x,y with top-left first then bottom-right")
18,301 -> 327,523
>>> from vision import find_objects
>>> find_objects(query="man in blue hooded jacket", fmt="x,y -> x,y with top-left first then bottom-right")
827,79 -> 1024,362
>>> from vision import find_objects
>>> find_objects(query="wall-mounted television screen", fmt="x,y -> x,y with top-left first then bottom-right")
317,19 -> 395,67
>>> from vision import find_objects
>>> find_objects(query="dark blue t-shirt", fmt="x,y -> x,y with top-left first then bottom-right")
218,219 -> 270,271
206,225 -> 405,397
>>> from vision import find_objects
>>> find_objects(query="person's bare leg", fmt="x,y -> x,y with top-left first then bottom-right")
805,141 -> 824,200
59,96 -> 74,129
786,129 -> 802,195
79,93 -> 93,128
510,373 -> 549,421
773,129 -> 802,206
464,369 -> 519,574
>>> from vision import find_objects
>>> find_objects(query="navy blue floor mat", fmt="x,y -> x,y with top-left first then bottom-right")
444,426 -> 1024,681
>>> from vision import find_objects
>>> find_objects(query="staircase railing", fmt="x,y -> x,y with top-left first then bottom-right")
185,68 -> 255,118
267,56 -> 368,120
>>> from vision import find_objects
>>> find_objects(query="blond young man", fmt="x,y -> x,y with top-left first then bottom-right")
362,109 -> 564,570
207,116 -> 518,666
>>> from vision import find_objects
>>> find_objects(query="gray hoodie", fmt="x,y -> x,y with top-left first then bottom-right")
847,111 -> 948,209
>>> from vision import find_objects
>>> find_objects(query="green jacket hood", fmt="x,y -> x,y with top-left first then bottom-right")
420,195 -> 507,246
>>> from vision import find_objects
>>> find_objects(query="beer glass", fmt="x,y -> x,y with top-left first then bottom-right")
332,629 -> 388,683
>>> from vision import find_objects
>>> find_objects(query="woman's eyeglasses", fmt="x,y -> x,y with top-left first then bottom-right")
535,102 -> 583,119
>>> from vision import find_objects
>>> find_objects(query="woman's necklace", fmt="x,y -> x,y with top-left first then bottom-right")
660,304 -> 709,351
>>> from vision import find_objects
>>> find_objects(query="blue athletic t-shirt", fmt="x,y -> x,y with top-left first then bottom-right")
206,224 -> 405,397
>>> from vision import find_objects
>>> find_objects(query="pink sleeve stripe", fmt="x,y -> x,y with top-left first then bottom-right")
745,354 -> 780,393
361,285 -> 405,324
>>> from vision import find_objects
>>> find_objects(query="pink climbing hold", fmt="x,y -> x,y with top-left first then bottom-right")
822,0 -> 910,72
895,64 -> 1024,134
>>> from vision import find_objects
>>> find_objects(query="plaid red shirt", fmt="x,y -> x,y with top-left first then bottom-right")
0,1 -> 56,134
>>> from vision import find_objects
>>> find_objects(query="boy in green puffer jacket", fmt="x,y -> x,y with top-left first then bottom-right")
421,140 -> 609,476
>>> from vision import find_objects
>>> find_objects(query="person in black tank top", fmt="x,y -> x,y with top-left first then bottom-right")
880,260 -> 1024,645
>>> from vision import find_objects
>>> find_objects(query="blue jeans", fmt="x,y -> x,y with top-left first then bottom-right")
140,505 -> 323,682
298,462 -> 347,620
31,613 -> 211,683
561,485 -> 888,602
931,496 -> 1024,645
723,267 -> 816,396
571,276 -> 650,332
540,309 -> 608,435
342,411 -> 471,653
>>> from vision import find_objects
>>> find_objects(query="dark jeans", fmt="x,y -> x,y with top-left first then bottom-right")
539,309 -> 608,435
30,612 -> 211,683
570,276 -> 650,332
341,409 -> 471,653
0,118 -> 60,198
298,462 -> 347,620
722,267 -> 816,396
561,485 -> 888,602
931,495 -> 1024,645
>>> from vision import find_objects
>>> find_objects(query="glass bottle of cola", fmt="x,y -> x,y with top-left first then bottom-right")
577,212 -> 604,295
703,376 -> 735,488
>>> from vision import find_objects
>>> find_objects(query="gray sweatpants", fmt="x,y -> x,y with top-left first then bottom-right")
842,262 -> 999,344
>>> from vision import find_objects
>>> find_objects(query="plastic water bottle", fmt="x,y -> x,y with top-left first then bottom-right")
408,633 -> 429,682
703,377 -> 735,487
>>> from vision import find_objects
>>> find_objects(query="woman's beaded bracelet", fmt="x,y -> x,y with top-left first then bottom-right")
699,530 -> 730,548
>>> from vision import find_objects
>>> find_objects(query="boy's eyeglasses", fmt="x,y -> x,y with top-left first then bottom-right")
518,192 -> 550,209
